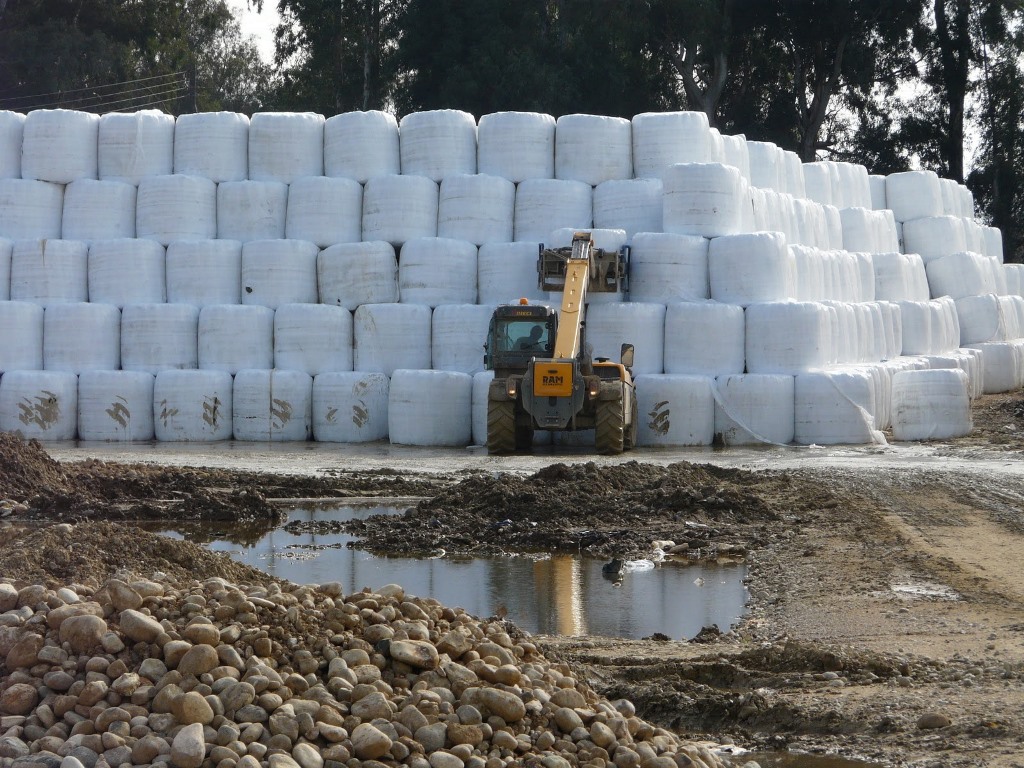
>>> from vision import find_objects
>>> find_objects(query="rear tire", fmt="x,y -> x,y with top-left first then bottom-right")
623,391 -> 638,450
595,396 -> 625,455
487,400 -> 516,454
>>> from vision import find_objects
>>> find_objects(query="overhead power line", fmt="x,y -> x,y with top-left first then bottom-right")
0,72 -> 188,112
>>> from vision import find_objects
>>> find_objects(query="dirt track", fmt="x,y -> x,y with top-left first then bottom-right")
2,392 -> 1024,767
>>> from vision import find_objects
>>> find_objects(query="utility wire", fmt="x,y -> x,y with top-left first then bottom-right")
0,72 -> 187,110
19,79 -> 188,112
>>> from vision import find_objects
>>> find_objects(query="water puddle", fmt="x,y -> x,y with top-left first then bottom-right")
744,751 -> 880,768
148,503 -> 748,640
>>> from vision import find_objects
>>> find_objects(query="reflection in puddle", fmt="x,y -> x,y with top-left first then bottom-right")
150,504 -> 749,640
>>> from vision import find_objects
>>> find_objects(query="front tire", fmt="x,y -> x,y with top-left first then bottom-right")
595,396 -> 625,455
487,400 -> 516,454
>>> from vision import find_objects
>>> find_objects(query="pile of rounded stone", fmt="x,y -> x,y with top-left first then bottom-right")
0,565 -> 728,768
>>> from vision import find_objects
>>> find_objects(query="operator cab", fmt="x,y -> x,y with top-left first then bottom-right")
484,301 -> 558,376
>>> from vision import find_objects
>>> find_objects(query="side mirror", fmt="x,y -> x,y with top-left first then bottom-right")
620,343 -> 634,369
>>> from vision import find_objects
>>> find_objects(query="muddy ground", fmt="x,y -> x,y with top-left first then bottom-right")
2,393 -> 1024,767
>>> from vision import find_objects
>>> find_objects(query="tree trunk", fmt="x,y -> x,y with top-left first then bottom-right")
794,35 -> 848,162
934,0 -> 971,182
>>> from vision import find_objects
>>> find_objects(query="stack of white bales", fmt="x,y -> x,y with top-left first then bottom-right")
0,106 -> 1015,446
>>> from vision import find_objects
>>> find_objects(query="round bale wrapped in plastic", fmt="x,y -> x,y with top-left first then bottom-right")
78,370 -> 155,442
891,368 -> 971,441
324,110 -> 400,182
88,239 -> 166,308
233,369 -> 312,441
312,371 -> 390,442
629,232 -> 709,303
477,242 -> 546,304
746,141 -> 782,191
318,240 -> 398,309
120,303 -> 199,373
362,174 -> 438,247
634,373 -> 714,446
240,239 -> 319,309
802,163 -> 833,205
555,114 -> 632,186
217,180 -> 289,242
173,111 -> 249,182
0,370 -> 78,440
62,179 -> 137,242
713,373 -> 795,445
353,303 -> 432,375
794,369 -> 885,445
0,301 -> 43,372
437,174 -> 515,245
431,304 -> 495,375
166,240 -> 242,307
0,179 -> 64,240
43,303 -> 121,373
399,109 -> 477,182
721,133 -> 750,182
470,370 -> 495,446
477,111 -> 555,182
593,179 -> 663,239
153,369 -> 233,441
902,215 -> 967,264
398,237 -> 477,307
98,110 -> 174,184
285,176 -> 362,247
137,174 -> 217,245
885,170 -> 943,223
745,301 -> 833,374
708,231 -> 794,306
10,238 -> 88,306
513,178 -> 592,243
388,369 -> 472,446
664,301 -> 744,376
248,112 -> 325,183
965,341 -> 1024,393
663,163 -> 746,238
631,112 -> 711,179
274,303 -> 353,375
584,302 -> 666,375
0,111 -> 25,179
22,109 -> 99,183
198,304 -> 274,373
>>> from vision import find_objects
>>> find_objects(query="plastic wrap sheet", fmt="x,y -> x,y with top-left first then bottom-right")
712,373 -> 795,445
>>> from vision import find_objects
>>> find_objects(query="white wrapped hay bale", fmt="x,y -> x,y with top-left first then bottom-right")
77,370 -> 154,442
871,251 -> 930,302
362,174 -> 438,247
248,112 -> 325,183
477,242 -> 546,304
927,251 -> 997,300
713,373 -> 795,445
0,179 -> 64,240
781,151 -> 806,198
431,304 -> 495,375
745,301 -> 833,374
555,114 -> 632,185
0,111 -> 25,179
21,109 -> 99,183
43,303 -> 120,373
708,231 -> 795,306
173,111 -> 249,182
121,303 -> 199,373
721,134 -> 750,181
822,204 -> 843,250
802,163 -> 833,205
902,216 -> 966,263
388,369 -> 472,446
839,208 -> 879,254
629,232 -> 709,303
153,369 -> 233,441
324,111 -> 400,182
437,174 -> 515,245
136,175 -> 217,245
792,246 -> 825,301
1005,263 -> 1024,297
707,128 -> 726,164
955,294 -> 1013,345
318,240 -> 398,309
88,238 -> 165,307
982,225 -> 1004,262
198,304 -> 274,373
834,162 -> 872,209
868,174 -> 887,210
965,341 -> 1024,393
166,240 -> 242,307
399,110 -> 477,182
593,179 -> 663,239
61,179 -> 137,242
274,303 -> 353,375
885,170 -> 943,223
0,301 -> 43,372
823,301 -> 859,364
898,299 -> 958,355
634,374 -> 714,446
353,303 -> 432,375
585,302 -> 666,375
10,238 -> 88,306
98,110 -> 174,184
0,370 -> 78,440
925,351 -> 983,402
663,163 -> 746,238
938,178 -> 961,216
513,178 -> 592,242
285,176 -> 362,247
664,301 -> 744,376
746,142 -> 782,191
233,369 -> 312,441
471,370 -> 495,446
398,237 -> 477,307
794,369 -> 884,445
794,199 -> 829,249
312,371 -> 389,442
631,112 -> 710,179
217,180 -> 289,242
891,369 -> 971,440
477,111 -> 555,182
241,239 -> 319,309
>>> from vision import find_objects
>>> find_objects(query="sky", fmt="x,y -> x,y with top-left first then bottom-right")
231,1 -> 280,63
